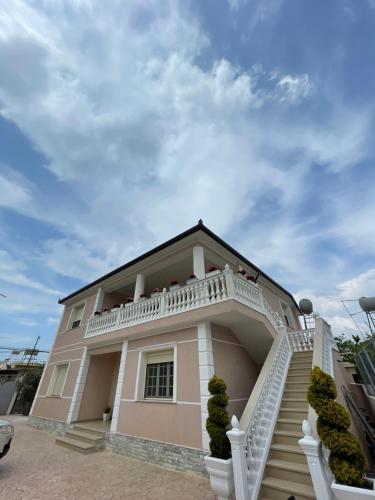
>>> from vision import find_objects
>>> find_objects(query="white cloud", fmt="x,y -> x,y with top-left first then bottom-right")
0,250 -> 61,296
14,318 -> 38,327
277,74 -> 313,103
0,169 -> 32,211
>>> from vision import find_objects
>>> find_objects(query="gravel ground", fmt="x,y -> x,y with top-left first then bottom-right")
0,415 -> 214,500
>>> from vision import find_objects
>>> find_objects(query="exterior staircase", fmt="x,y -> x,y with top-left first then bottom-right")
259,350 -> 315,500
56,424 -> 106,454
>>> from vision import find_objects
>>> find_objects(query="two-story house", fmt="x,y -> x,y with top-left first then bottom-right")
29,220 -> 302,475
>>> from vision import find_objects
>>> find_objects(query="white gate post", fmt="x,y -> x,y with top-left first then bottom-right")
227,416 -> 251,500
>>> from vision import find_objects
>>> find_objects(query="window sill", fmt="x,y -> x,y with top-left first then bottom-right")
136,398 -> 176,404
46,395 -> 62,399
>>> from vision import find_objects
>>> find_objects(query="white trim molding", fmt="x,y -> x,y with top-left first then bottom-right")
110,341 -> 128,433
197,321 -> 214,451
67,347 -> 90,424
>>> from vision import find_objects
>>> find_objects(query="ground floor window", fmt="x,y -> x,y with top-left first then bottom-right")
143,350 -> 174,399
49,364 -> 69,396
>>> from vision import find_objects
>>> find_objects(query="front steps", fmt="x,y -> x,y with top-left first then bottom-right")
260,351 -> 315,500
56,424 -> 106,454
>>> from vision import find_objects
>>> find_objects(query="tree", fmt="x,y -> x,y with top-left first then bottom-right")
334,333 -> 369,364
16,367 -> 43,414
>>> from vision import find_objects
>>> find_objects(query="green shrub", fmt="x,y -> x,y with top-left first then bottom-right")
206,375 -> 231,459
307,366 -> 369,488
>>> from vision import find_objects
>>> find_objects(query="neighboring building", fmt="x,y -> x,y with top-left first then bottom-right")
29,221 -> 367,497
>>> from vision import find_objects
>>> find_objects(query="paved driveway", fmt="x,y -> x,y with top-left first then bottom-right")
0,416 -> 214,500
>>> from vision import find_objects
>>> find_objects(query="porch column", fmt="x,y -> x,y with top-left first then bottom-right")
198,322 -> 214,451
134,273 -> 145,302
67,347 -> 90,424
193,246 -> 205,280
110,340 -> 128,434
93,287 -> 104,313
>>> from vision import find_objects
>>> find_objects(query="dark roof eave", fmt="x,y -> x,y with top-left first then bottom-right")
58,221 -> 300,311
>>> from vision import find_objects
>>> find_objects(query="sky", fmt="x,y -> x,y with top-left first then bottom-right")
0,0 -> 374,353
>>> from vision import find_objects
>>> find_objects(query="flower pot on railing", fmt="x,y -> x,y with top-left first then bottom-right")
186,274 -> 198,285
204,455 -> 234,500
139,294 -> 147,302
151,288 -> 161,298
125,298 -> 134,307
331,479 -> 375,499
236,269 -> 246,279
94,311 -> 101,316
246,275 -> 256,282
102,308 -> 109,314
206,266 -> 220,278
111,304 -> 120,312
169,281 -> 181,292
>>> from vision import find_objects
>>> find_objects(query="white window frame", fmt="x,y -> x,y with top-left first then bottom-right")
47,362 -> 70,397
66,299 -> 87,331
134,344 -> 177,403
279,299 -> 294,328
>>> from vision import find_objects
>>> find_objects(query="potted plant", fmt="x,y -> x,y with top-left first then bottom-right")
204,375 -> 234,500
102,308 -> 109,314
169,280 -> 181,292
206,266 -> 221,278
236,268 -> 246,279
307,367 -> 374,498
139,294 -> 147,302
103,407 -> 111,422
125,297 -> 134,307
151,288 -> 161,298
246,275 -> 256,282
111,304 -> 120,312
94,311 -> 101,316
186,273 -> 198,285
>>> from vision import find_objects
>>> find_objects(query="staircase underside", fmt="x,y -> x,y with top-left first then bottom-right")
260,351 -> 315,500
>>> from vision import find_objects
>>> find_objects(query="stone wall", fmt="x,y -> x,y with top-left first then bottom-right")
108,433 -> 207,475
28,415 -> 67,436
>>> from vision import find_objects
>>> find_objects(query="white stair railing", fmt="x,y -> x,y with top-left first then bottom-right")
299,317 -> 336,500
227,324 -> 292,500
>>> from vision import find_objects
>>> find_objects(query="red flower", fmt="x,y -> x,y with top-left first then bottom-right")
208,266 -> 218,273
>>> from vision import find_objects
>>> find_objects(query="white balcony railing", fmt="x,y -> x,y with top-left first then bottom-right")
85,265 -> 282,338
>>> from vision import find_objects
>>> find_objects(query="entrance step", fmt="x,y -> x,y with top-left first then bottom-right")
261,476 -> 315,500
65,429 -> 105,445
55,423 -> 106,454
55,436 -> 99,454
265,458 -> 312,485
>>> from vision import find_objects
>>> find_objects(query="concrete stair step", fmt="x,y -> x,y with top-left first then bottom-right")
286,374 -> 310,382
285,382 -> 309,391
261,476 -> 315,499
65,429 -> 104,445
55,436 -> 98,454
284,389 -> 308,397
266,458 -> 312,485
276,418 -> 304,432
269,443 -> 307,464
273,430 -> 303,446
279,407 -> 308,420
72,425 -> 106,437
288,367 -> 311,375
282,398 -> 308,409
289,360 -> 312,368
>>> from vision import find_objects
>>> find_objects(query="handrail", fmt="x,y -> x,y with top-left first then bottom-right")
228,325 -> 292,500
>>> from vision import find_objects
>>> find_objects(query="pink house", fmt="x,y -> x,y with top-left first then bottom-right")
31,221 -> 362,498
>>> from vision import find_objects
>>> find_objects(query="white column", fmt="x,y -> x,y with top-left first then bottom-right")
193,246 -> 206,280
134,273 -> 145,302
299,420 -> 333,500
198,322 -> 215,451
227,416 -> 251,500
67,347 -> 90,423
93,286 -> 104,313
110,341 -> 128,434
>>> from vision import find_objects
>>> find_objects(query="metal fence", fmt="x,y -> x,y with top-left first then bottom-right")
356,337 -> 375,396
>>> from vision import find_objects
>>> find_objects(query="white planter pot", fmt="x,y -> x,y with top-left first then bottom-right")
111,307 -> 120,312
151,292 -> 161,298
103,413 -> 111,422
204,455 -> 234,500
332,479 -> 375,499
125,302 -> 133,307
236,272 -> 246,280
138,297 -> 147,302
205,269 -> 221,278
186,277 -> 198,285
169,284 -> 181,292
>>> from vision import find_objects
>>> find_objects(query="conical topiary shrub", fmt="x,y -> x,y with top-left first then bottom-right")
307,366 -> 369,488
206,374 -> 231,460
